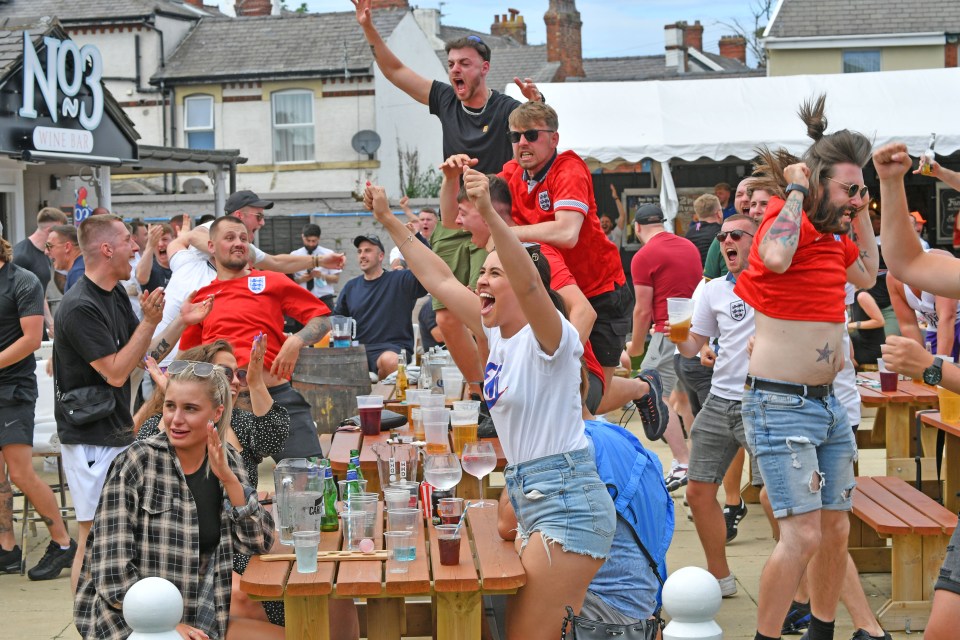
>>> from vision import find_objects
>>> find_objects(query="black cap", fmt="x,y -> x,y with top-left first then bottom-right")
224,190 -> 274,215
634,203 -> 665,225
353,234 -> 384,252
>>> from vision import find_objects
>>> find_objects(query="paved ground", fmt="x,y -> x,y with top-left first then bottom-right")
1,407 -> 915,639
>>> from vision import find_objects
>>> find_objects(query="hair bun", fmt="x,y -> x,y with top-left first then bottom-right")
798,94 -> 828,142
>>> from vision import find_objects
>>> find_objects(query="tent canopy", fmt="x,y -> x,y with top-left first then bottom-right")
505,68 -> 960,164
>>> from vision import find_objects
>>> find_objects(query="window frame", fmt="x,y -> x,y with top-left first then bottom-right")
841,49 -> 881,74
183,94 -> 215,150
270,89 -> 316,164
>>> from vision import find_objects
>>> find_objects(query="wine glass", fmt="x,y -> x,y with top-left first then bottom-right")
423,453 -> 462,492
461,441 -> 497,507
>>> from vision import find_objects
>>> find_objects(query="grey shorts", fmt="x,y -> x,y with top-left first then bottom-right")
0,402 -> 35,447
688,394 -> 763,486
936,525 -> 960,595
640,333 -> 678,397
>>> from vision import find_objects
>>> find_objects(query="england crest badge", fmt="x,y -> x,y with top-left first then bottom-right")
730,300 -> 746,321
248,276 -> 266,294
538,190 -> 551,211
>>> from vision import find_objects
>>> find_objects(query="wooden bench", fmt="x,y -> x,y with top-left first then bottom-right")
848,476 -> 957,631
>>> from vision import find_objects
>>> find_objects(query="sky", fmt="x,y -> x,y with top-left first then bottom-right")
218,1 -> 770,65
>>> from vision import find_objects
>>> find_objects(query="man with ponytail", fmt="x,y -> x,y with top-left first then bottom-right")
733,95 -> 878,640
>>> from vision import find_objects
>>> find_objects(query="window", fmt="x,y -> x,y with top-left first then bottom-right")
842,50 -> 880,74
272,90 -> 315,163
184,95 -> 215,150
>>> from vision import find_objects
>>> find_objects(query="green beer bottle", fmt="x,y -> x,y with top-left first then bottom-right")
349,449 -> 364,482
320,462 -> 339,532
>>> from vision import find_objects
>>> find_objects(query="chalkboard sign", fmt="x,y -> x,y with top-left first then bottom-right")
620,187 -> 712,249
937,184 -> 960,246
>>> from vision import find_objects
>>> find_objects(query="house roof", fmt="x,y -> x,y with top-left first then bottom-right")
581,52 -> 761,82
766,0 -> 960,38
154,9 -> 406,84
0,0 -> 214,23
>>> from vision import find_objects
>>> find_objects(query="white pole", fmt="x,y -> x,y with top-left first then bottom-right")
661,566 -> 724,640
124,576 -> 184,639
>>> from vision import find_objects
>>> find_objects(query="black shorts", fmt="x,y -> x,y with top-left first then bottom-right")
674,354 -> 714,417
0,401 -> 35,448
587,282 -> 634,368
585,371 -> 603,415
363,343 -> 404,373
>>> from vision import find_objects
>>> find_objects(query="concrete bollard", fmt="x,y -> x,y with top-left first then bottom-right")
124,576 -> 184,639
662,566 -> 723,640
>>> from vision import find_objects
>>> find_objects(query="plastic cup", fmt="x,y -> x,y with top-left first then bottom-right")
293,530 -> 320,574
879,370 -> 898,392
357,395 -> 384,436
441,366 -> 464,401
667,297 -> 694,344
341,512 -> 366,551
438,497 -> 464,526
424,421 -> 450,454
387,507 -> 420,532
385,530 -> 416,572
337,479 -> 368,512
877,358 -> 887,371
410,408 -> 425,442
384,489 -> 410,512
451,407 -> 479,456
390,480 -> 420,508
405,389 -> 429,407
452,400 -> 480,412
939,385 -> 960,422
420,393 -> 445,409
347,494 -> 378,539
436,524 -> 461,566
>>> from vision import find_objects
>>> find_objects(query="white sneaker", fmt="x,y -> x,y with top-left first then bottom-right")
663,461 -> 689,492
718,573 -> 737,598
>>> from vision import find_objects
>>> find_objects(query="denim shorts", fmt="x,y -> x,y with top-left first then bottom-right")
688,394 -> 762,486
504,446 -> 615,560
741,381 -> 857,519
935,525 -> 960,595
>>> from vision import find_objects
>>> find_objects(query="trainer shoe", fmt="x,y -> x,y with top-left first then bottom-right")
717,573 -> 737,597
27,539 -> 77,581
723,498 -> 748,542
782,600 -> 811,635
0,545 -> 22,573
633,369 -> 669,440
848,630 -> 892,640
663,461 -> 688,492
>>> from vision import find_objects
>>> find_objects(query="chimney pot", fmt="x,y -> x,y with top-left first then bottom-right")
544,0 -> 584,80
491,7 -> 527,45
683,19 -> 704,52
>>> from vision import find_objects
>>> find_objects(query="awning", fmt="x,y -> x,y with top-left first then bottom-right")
506,68 -> 960,164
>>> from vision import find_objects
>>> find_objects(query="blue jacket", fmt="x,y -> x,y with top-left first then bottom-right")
584,420 -> 674,592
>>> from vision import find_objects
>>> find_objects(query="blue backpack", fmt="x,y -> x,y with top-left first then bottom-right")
584,419 -> 674,602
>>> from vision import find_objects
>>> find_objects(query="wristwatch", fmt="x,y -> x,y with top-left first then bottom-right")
785,183 -> 809,197
922,356 -> 944,385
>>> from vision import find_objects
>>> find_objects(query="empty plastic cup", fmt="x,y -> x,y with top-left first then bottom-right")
347,494 -> 378,539
441,366 -> 463,401
387,507 -> 420,532
357,395 -> 384,435
385,530 -> 416,572
390,480 -> 420,508
420,393 -> 445,409
384,489 -> 409,512
341,511 -> 366,551
293,530 -> 320,573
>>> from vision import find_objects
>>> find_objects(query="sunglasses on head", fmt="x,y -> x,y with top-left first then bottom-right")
507,129 -> 555,144
826,176 -> 869,200
168,360 -> 246,386
716,229 -> 754,242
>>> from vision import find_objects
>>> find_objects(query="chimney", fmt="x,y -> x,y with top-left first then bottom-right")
234,0 -> 271,16
684,20 -> 703,51
946,36 -> 959,68
370,0 -> 409,8
719,35 -> 747,64
663,22 -> 687,72
491,9 -> 527,45
183,0 -> 205,7
544,0 -> 584,80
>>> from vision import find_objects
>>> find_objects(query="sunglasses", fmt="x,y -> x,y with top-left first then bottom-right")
168,360 -> 246,386
716,229 -> 754,242
507,129 -> 555,144
826,176 -> 869,200
44,242 -> 63,250
249,213 -> 265,222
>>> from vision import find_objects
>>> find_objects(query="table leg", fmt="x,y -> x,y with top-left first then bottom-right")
436,591 -> 482,640
885,404 -> 916,481
367,598 -> 404,640
284,595 -> 329,640
945,433 -> 960,515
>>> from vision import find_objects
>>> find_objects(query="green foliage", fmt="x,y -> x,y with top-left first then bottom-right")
397,144 -> 442,198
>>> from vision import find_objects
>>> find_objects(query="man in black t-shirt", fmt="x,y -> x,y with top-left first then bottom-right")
13,207 -> 68,337
54,214 -> 213,590
0,231 -> 77,580
685,194 -> 723,267
354,0 -> 542,399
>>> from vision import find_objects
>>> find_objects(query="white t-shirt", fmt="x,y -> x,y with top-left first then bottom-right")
903,284 -> 960,331
690,274 -> 754,401
153,248 -> 217,368
606,226 -> 623,247
482,314 -> 588,465
291,245 -> 339,298
184,220 -> 267,264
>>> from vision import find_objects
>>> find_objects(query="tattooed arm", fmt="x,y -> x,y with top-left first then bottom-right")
270,315 -> 331,379
759,163 -> 810,273
846,204 -> 878,289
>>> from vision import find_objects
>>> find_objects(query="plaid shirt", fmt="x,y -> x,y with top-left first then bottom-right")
74,434 -> 274,640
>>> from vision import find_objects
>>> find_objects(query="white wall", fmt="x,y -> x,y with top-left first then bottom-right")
376,13 -> 446,197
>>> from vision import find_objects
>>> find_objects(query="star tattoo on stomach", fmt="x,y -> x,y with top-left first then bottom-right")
816,342 -> 834,363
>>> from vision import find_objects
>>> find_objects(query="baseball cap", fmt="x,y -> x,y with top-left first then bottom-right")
634,203 -> 665,225
909,211 -> 926,224
224,190 -> 274,215
354,234 -> 385,252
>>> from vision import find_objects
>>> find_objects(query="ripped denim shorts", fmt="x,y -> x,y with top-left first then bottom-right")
741,381 -> 857,519
504,446 -> 615,560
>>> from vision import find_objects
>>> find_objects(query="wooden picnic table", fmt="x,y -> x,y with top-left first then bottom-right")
856,373 -> 939,483
239,500 -> 525,640
919,411 -> 960,514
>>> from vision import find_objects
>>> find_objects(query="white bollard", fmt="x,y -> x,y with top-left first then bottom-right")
661,566 -> 723,640
124,576 -> 184,639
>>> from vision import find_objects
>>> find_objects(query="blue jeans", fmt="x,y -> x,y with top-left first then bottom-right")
741,381 -> 857,519
504,447 -> 615,560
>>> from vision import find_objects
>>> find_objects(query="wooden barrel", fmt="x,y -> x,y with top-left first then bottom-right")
290,346 -> 371,435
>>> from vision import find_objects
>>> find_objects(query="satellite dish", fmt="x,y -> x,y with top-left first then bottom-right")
181,178 -> 208,194
351,130 -> 381,159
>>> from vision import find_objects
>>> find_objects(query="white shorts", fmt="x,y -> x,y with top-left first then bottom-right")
61,444 -> 129,521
